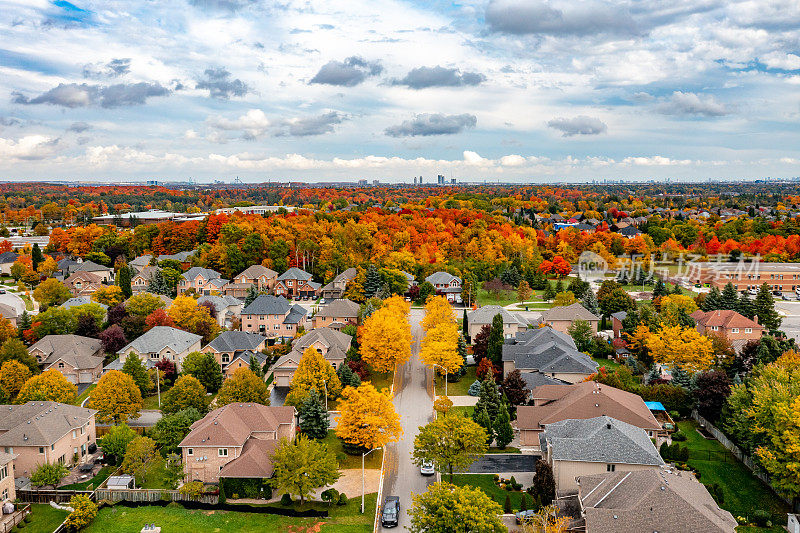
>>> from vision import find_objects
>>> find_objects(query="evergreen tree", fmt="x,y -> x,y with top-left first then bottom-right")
531,271 -> 547,290
531,459 -> 556,505
554,279 -> 565,294
456,333 -> 468,378
567,274 -> 589,299
462,309 -> 468,337
17,311 -> 31,338
702,286 -> 722,311
122,353 -> 151,395
754,283 -> 781,330
542,282 -> 556,301
472,406 -> 494,445
147,269 -> 169,296
467,380 -> 481,396
364,264 -> 382,299
672,283 -> 682,295
474,376 -> 502,421
500,266 -> 521,287
118,265 -> 133,299
671,366 -> 692,390
493,404 -> 514,449
720,282 -> 739,310
582,289 -> 599,316
736,293 -> 755,318
298,388 -> 330,439
248,355 -> 264,378
647,365 -> 661,383
336,362 -> 361,388
31,243 -> 43,272
487,313 -> 505,366
652,277 -> 667,299
244,286 -> 260,307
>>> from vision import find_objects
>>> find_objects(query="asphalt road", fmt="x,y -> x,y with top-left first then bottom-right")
776,301 -> 800,342
379,308 -> 434,531
467,454 -> 539,474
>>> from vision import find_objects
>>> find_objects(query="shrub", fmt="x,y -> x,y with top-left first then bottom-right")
503,494 -> 512,514
704,483 -> 724,505
467,380 -> 481,396
337,493 -> 348,505
752,510 -> 770,527
178,481 -> 204,498
280,493 -> 293,506
63,495 -> 97,532
321,488 -> 340,506
659,441 -> 672,461
669,410 -> 680,420
520,493 -> 528,512
492,474 -> 500,482
671,430 -> 687,442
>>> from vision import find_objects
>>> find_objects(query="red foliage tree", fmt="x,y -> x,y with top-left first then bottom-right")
145,308 -> 175,330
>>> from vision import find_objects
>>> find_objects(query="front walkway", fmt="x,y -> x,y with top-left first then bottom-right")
449,395 -> 478,406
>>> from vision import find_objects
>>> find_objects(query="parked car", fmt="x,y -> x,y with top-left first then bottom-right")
748,289 -> 759,296
773,290 -> 782,297
420,460 -> 435,476
381,496 -> 400,528
516,510 -> 538,524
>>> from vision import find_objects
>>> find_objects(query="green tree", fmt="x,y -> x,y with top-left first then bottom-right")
216,367 -> 270,406
0,338 -> 39,374
270,435 -> 341,505
33,278 -> 71,309
63,494 -> 98,531
412,414 -> 488,482
336,362 -> 361,388
30,462 -> 69,487
472,406 -> 493,445
408,482 -> 506,533
493,404 -> 514,449
32,307 -> 77,338
117,265 -> 134,299
542,282 -> 556,301
162,375 -> 209,414
121,436 -> 157,483
486,313 -> 504,366
364,264 -> 382,298
124,293 -> 165,317
720,282 -> 739,310
31,243 -> 43,271
702,286 -> 722,311
163,453 -> 184,489
151,408 -> 203,456
568,319 -> 594,352
298,388 -> 330,439
181,351 -> 223,392
474,376 -> 502,421
754,283 -> 781,330
531,458 -> 556,505
98,424 -> 137,465
122,352 -> 152,395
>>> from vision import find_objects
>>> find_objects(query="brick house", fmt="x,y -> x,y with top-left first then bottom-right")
312,299 -> 359,330
178,403 -> 295,484
178,267 -> 228,296
689,309 -> 764,343
466,305 -> 530,340
611,311 -> 627,339
320,268 -> 357,300
64,271 -> 105,297
28,335 -> 104,384
197,295 -> 243,328
271,328 -> 351,388
0,452 -> 14,504
240,295 -> 308,341
501,327 -> 598,383
116,326 -> 202,371
202,331 -> 268,379
131,266 -> 160,295
424,271 -> 462,303
224,265 -> 278,298
68,261 -> 114,283
274,268 -> 321,300
0,402 -> 97,477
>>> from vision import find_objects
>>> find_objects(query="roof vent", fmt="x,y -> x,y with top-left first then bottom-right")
660,486 -> 665,490
606,423 -> 612,429
595,404 -> 599,407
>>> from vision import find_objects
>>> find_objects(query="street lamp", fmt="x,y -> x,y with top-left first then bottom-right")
432,363 -> 448,397
361,447 -> 382,514
321,378 -> 328,412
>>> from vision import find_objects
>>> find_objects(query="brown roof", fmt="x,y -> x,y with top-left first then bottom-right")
218,438 -> 279,478
0,402 -> 97,447
541,302 -> 600,322
316,299 -> 360,319
179,403 -> 295,448
578,469 -> 737,533
690,309 -> 762,330
517,382 -> 661,434
30,334 -> 104,371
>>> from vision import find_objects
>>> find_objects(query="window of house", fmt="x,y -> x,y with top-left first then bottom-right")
274,325 -> 280,330
58,362 -> 64,368
606,464 -> 615,472
745,328 -> 752,333
72,430 -> 77,438
187,448 -> 193,456
731,328 -> 739,333
0,465 -> 7,479
218,448 -> 228,457
222,354 -> 230,363
1,488 -> 7,501
39,447 -> 44,454
51,444 -> 54,451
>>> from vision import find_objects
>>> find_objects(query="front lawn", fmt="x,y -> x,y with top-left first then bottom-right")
84,493 -> 377,533
364,369 -> 393,392
74,384 -> 96,406
26,504 -> 68,533
451,474 -> 529,510
449,406 -> 475,418
320,430 -> 383,470
141,391 -> 167,410
434,365 -> 477,397
678,421 -> 789,531
60,466 -> 113,491
591,357 -> 624,372
476,288 -> 519,307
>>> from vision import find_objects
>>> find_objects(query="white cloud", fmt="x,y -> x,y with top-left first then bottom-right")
0,135 -> 59,161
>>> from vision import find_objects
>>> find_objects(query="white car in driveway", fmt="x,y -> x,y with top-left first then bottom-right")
420,460 -> 435,476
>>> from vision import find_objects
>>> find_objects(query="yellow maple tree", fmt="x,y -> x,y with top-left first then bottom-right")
645,325 -> 714,372
360,305 -> 412,373
91,285 -> 125,307
16,368 -> 78,404
384,294 -> 411,319
88,370 -> 143,424
335,382 -> 403,450
0,360 -> 32,401
420,322 -> 463,375
285,346 -> 342,407
421,295 -> 453,332
167,295 -> 219,341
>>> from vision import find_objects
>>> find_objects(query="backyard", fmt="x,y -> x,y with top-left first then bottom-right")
60,465 -> 114,491
451,474 -> 529,510
591,357 -> 624,372
25,504 -> 68,533
678,420 -> 789,531
83,493 -> 377,533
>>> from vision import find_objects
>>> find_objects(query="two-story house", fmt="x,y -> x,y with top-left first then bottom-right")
28,335 -> 105,384
540,302 -> 600,334
424,271 -> 462,303
320,268 -> 357,300
114,326 -> 202,371
223,265 -> 278,298
68,261 -> 114,284
312,298 -> 359,330
501,327 -> 598,383
202,331 -> 268,379
0,452 -> 14,504
240,295 -> 308,341
690,309 -> 764,348
197,295 -> 243,329
274,268 -> 321,300
466,305 -> 530,341
272,328 -> 352,387
178,403 -> 295,484
64,271 -> 105,297
177,267 -> 228,296
131,266 -> 160,295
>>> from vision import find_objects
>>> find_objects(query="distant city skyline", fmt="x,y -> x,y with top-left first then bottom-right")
1,0 -> 800,182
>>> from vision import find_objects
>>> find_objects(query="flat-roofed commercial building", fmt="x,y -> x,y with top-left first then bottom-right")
691,262 -> 800,293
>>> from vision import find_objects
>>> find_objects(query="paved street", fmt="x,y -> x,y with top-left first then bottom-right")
776,301 -> 800,342
379,308 -> 435,531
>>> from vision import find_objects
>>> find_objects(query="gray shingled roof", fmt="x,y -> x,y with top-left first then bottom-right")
118,326 -> 201,355
541,302 -> 600,322
0,402 -> 97,447
520,371 -> 569,390
425,271 -> 461,285
0,251 -> 18,264
277,267 -> 312,281
198,294 -> 242,312
543,416 -> 664,466
158,250 -> 196,262
228,350 -> 267,369
316,299 -> 359,319
467,305 -> 528,326
30,334 -> 104,370
284,305 -> 307,324
61,296 -> 108,310
237,264 -> 277,280
502,328 -> 598,375
242,295 -> 292,315
182,266 -> 221,281
70,260 -> 112,274
205,331 -> 267,353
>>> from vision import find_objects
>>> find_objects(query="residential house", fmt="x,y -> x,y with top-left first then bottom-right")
0,452 -> 14,504
158,250 -> 196,267
128,254 -> 153,270
116,326 -> 202,371
313,299 -> 359,330
240,295 -> 308,341
224,265 -> 278,298
516,381 -> 667,451
0,294 -> 26,327
690,309 -> 764,347
424,271 -> 462,303
320,268 -> 357,300
64,271 -> 105,297
202,331 -> 268,379
197,294 -> 243,329
60,296 -> 107,313
542,416 -> 664,492
466,305 -> 529,340
272,328 -> 351,387
576,469 -> 737,532
501,327 -> 599,383
611,311 -> 627,339
274,267 -> 321,300
28,335 -> 105,384
617,226 -> 643,239
540,303 -> 600,334
177,267 -> 228,296
0,251 -> 18,276
131,266 -> 160,294
68,261 -> 114,283
178,403 -> 295,484
0,402 -> 97,477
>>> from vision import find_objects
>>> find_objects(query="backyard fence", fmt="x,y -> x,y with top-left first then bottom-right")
95,488 -> 219,505
691,411 -> 792,507
16,489 -> 93,504
0,504 -> 30,533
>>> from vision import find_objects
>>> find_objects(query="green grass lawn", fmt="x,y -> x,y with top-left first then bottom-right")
74,384 -> 96,406
434,365 -> 477,397
141,389 -> 168,410
591,357 -> 624,372
20,293 -> 34,311
321,430 -> 383,470
60,465 -> 113,491
476,288 -> 520,307
678,421 -> 789,531
138,454 -> 170,489
364,369 -> 393,392
449,406 -> 475,418
84,493 -> 377,533
451,474 -> 530,510
487,447 -> 521,454
26,504 -> 69,533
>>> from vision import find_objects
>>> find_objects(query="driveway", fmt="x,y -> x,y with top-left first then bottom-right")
270,386 -> 288,406
467,454 -> 539,474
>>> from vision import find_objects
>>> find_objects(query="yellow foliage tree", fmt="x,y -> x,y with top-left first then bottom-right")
285,347 -> 342,407
421,295 -> 453,332
88,370 -> 143,424
384,295 -> 411,319
37,256 -> 59,277
360,305 -> 412,373
645,325 -> 714,372
336,382 -> 403,450
32,278 -> 71,308
167,295 -> 219,342
659,294 -> 698,324
420,322 -> 463,375
17,369 -> 77,404
0,360 -> 32,401
91,285 -> 125,307
553,291 -> 577,307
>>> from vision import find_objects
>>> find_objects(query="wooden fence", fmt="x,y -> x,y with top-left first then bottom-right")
95,488 -> 218,505
16,489 -> 93,504
0,504 -> 30,533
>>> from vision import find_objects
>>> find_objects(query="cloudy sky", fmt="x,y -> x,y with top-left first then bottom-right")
1,0 -> 800,182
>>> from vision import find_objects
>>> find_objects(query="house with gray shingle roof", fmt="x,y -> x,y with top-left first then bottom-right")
28,335 -> 105,384
60,296 -> 107,312
198,294 -> 243,328
158,250 -> 196,263
466,305 -> 530,340
424,271 -> 462,303
177,267 -> 227,296
274,267 -> 321,300
540,302 -> 600,334
0,251 -> 18,276
542,416 -> 664,492
313,298 -> 359,330
131,266 -> 160,295
224,264 -> 278,298
241,295 -> 309,341
502,327 -> 598,384
202,331 -> 268,378
321,267 -> 357,300
116,326 -> 202,371
272,327 -> 352,388
68,260 -> 114,283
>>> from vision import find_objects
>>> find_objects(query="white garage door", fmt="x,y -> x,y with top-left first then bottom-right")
79,372 -> 93,383
276,374 -> 290,387
64,373 -> 78,384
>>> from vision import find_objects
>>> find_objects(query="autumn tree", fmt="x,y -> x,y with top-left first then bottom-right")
0,338 -> 37,374
270,435 -> 341,505
422,295 -> 454,332
412,414 -> 488,481
99,324 -> 127,354
532,459 -> 556,505
125,293 -> 166,317
162,375 -> 209,414
408,482 -> 506,533
32,278 -> 71,308
88,370 -> 143,424
216,367 -> 270,406
63,494 -> 98,531
98,423 -> 137,464
17,369 -> 77,404
145,308 -> 175,329
121,436 -> 157,483
360,305 -> 412,373
285,346 -> 341,407
501,369 -> 529,406
472,324 -> 491,362
517,280 -> 532,302
645,325 -> 714,372
0,360 -> 31,402
91,285 -> 125,307
420,321 -> 463,375
181,351 -> 223,392
553,291 -> 577,307
336,382 -> 402,452
168,295 -> 219,343
122,352 -> 152,395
